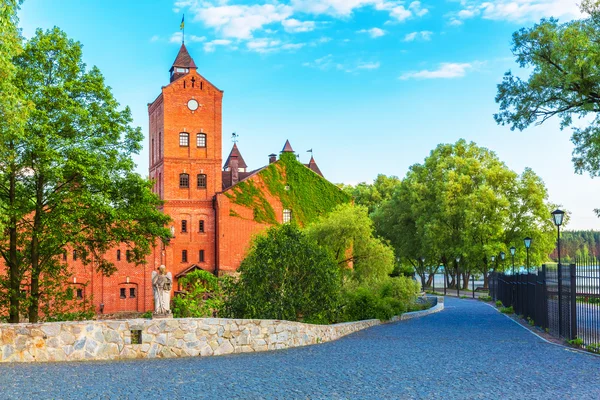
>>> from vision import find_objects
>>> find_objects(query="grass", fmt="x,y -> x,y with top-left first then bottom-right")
499,306 -> 514,314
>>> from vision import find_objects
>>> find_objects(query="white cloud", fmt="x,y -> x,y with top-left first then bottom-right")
281,43 -> 306,50
449,1 -> 583,25
400,62 -> 477,80
246,38 -> 282,53
169,32 -> 206,43
193,3 -> 293,39
282,18 -> 316,33
291,0 -> 388,17
303,54 -> 335,70
204,39 -> 233,52
356,61 -> 381,70
357,27 -> 386,38
403,30 -> 432,41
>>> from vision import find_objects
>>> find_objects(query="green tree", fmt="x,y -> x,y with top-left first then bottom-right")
225,224 -> 341,324
374,140 -> 556,289
0,0 -> 30,322
172,269 -> 224,318
340,174 -> 401,214
0,28 -> 171,323
495,0 -> 600,188
305,203 -> 395,283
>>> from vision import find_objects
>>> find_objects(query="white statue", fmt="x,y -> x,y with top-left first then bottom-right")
152,265 -> 172,315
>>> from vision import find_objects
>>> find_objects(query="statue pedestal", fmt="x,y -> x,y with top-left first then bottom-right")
152,312 -> 173,319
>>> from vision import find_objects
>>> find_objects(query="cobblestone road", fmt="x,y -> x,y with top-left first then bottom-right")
1,298 -> 599,399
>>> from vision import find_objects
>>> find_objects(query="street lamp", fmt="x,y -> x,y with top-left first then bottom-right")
419,256 -> 425,292
456,256 -> 461,296
551,209 -> 565,337
552,209 -> 565,264
524,237 -> 532,273
500,251 -> 506,272
510,246 -> 516,275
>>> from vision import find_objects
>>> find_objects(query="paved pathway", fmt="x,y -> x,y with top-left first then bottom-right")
1,298 -> 599,399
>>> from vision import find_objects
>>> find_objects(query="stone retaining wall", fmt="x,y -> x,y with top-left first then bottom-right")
0,296 -> 444,363
0,317 -> 380,363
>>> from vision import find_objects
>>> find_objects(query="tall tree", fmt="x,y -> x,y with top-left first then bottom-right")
340,174 -> 401,214
0,28 -> 171,322
0,0 -> 30,322
374,140 -> 556,289
495,0 -> 600,194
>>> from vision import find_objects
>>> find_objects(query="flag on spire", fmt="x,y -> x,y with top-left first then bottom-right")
180,15 -> 185,30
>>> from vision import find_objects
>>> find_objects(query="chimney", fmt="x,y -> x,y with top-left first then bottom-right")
269,153 -> 277,164
230,155 -> 239,185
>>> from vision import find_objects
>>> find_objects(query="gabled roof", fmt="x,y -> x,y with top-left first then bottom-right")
171,43 -> 197,70
175,264 -> 205,279
281,140 -> 294,153
223,143 -> 248,170
305,156 -> 323,177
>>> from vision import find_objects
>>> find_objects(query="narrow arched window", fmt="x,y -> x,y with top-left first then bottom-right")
116,249 -> 121,261
179,132 -> 189,147
180,173 -> 189,188
197,174 -> 207,189
197,133 -> 206,148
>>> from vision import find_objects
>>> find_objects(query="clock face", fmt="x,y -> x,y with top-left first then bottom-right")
187,99 -> 199,111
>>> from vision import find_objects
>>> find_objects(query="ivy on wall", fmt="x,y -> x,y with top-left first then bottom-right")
225,152 -> 350,225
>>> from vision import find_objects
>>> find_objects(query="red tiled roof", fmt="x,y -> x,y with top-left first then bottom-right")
305,156 -> 323,177
171,43 -> 197,70
281,140 -> 294,153
223,143 -> 248,170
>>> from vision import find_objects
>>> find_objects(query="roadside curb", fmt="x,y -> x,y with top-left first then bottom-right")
391,296 -> 445,322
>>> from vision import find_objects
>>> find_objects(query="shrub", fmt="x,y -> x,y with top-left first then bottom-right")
499,306 -> 514,314
568,337 -> 584,347
340,277 -> 420,322
172,269 -> 224,318
495,300 -> 503,307
479,295 -> 492,302
224,224 -> 341,324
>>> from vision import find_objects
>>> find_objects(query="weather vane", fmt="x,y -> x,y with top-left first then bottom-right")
232,132 -> 239,143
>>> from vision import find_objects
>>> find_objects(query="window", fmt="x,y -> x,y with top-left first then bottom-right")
130,288 -> 136,298
182,250 -> 188,263
199,220 -> 205,233
179,132 -> 189,147
197,133 -> 206,148
63,251 -> 67,261
197,174 -> 207,189
283,209 -> 292,223
199,250 -> 205,263
182,220 -> 187,233
76,288 -> 83,299
120,288 -> 126,299
116,249 -> 121,261
180,173 -> 189,188
73,250 -> 78,261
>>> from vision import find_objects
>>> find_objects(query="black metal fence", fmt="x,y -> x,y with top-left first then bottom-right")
490,257 -> 600,350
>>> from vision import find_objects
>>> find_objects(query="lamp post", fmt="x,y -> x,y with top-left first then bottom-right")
524,237 -> 532,273
510,247 -> 516,275
500,251 -> 506,272
419,256 -> 425,292
551,209 -> 565,336
491,255 -> 496,272
456,256 -> 461,297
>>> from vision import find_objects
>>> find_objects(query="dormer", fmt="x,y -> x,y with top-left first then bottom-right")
170,43 -> 198,82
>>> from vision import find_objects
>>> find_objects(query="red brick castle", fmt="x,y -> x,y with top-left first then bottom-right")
6,45 -> 348,317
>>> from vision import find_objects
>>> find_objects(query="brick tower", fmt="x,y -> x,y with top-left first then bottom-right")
148,43 -> 223,281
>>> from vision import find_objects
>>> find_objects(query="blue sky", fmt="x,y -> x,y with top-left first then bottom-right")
18,0 -> 599,230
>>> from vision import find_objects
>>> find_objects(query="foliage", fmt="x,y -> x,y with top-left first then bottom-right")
500,306 -> 514,314
140,311 -> 153,319
568,337 -> 584,347
479,295 -> 493,302
339,174 -> 401,214
172,269 -> 224,318
224,224 -> 341,324
373,139 -> 557,290
496,300 -> 503,307
587,342 -> 600,353
226,152 -> 350,225
42,310 -> 95,323
494,1 -> 600,184
305,204 -> 395,283
0,28 -> 171,323
339,277 -> 420,322
553,231 -> 600,260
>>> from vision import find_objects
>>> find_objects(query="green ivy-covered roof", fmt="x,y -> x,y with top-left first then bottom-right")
224,152 -> 351,225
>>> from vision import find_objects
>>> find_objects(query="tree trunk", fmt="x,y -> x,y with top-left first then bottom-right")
27,175 -> 44,323
462,272 -> 470,290
483,271 -> 489,289
8,166 -> 20,323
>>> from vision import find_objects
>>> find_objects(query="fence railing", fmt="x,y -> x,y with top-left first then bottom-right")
490,257 -> 600,351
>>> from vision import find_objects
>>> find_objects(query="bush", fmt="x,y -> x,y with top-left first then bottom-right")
172,269 -> 224,318
224,224 -> 341,324
479,295 -> 492,302
499,306 -> 514,314
340,277 -> 420,322
495,300 -> 503,307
